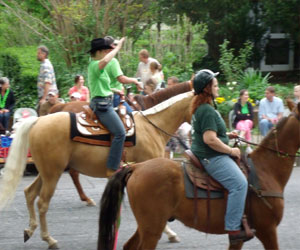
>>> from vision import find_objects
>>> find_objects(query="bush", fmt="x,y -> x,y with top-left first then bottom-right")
0,46 -> 39,109
238,68 -> 271,101
219,39 -> 253,83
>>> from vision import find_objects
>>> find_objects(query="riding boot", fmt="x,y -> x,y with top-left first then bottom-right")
228,215 -> 255,245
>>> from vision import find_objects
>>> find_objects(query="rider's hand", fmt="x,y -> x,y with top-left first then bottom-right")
117,37 -> 126,48
230,147 -> 241,159
136,81 -> 143,92
227,131 -> 239,139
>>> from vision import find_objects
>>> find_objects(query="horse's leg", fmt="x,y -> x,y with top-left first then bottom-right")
37,175 -> 61,249
255,226 -> 279,250
69,168 -> 96,206
123,230 -> 140,250
138,224 -> 165,250
228,241 -> 244,250
163,224 -> 180,243
24,175 -> 42,242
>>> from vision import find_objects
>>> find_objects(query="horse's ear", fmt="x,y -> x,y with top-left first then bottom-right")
286,98 -> 296,111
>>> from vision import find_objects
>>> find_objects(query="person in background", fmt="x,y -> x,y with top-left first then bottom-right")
232,89 -> 253,153
70,92 -> 82,102
167,76 -> 180,88
36,45 -> 58,115
293,85 -> 300,104
191,69 -> 255,244
144,77 -> 158,95
68,75 -> 90,102
259,86 -> 284,136
39,91 -> 60,116
149,61 -> 163,90
104,36 -> 142,113
136,49 -> 163,88
88,36 -> 126,177
0,77 -> 15,130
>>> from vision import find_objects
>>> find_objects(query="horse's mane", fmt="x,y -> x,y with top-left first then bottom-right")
141,91 -> 193,116
134,81 -> 192,110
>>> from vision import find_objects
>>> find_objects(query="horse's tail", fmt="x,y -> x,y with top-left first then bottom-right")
0,116 -> 39,210
98,167 -> 133,250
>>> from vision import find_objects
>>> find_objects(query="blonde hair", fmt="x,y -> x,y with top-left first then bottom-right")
139,49 -> 149,59
294,85 -> 300,91
145,77 -> 158,92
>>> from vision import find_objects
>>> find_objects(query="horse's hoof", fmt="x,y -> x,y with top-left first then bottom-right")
24,230 -> 31,242
86,198 -> 96,206
48,242 -> 59,249
168,235 -> 180,243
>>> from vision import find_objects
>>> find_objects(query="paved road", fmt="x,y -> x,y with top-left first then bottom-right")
1,167 -> 300,250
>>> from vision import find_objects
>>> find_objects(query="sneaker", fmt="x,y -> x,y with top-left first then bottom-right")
229,229 -> 256,245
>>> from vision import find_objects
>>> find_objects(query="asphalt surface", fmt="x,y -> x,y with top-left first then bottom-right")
1,166 -> 300,250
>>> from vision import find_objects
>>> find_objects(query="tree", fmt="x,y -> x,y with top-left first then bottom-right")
0,0 -> 157,67
158,0 -> 266,67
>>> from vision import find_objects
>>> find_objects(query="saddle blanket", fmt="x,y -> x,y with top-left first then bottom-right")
69,112 -> 136,147
182,161 -> 224,199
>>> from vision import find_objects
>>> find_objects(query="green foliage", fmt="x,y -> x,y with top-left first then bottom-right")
238,68 -> 271,101
219,40 -> 253,83
273,83 -> 295,100
0,46 -> 39,109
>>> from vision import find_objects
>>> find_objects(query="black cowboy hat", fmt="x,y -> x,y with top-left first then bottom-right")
87,37 -> 114,53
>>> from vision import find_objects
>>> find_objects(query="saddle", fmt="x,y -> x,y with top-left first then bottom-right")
76,104 -> 134,137
184,150 -> 254,237
184,150 -> 249,192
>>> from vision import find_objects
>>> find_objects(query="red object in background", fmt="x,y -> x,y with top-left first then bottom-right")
0,147 -> 31,158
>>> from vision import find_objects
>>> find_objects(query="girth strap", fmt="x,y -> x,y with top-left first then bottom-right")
249,184 -> 284,209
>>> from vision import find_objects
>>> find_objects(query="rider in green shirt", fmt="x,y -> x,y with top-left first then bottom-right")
87,37 -> 126,177
191,69 -> 255,244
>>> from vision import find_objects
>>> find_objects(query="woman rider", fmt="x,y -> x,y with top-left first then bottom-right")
190,69 -> 255,244
87,37 -> 126,177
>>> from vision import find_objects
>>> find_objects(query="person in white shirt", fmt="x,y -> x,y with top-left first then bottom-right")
259,86 -> 284,136
136,49 -> 163,88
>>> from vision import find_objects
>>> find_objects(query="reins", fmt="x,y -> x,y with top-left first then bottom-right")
237,135 -> 300,158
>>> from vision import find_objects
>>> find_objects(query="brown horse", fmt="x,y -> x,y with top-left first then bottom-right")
49,81 -> 192,207
0,91 -> 193,249
98,102 -> 300,250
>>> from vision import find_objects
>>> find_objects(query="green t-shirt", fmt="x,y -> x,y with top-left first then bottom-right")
88,60 -> 113,98
191,103 -> 229,159
105,58 -> 123,90
241,103 -> 249,114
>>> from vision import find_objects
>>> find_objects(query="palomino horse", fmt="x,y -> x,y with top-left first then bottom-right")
0,91 -> 193,249
98,102 -> 300,250
49,81 -> 192,207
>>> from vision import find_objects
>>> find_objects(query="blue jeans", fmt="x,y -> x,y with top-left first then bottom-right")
0,111 -> 10,130
259,119 -> 273,136
91,96 -> 126,170
200,155 -> 248,231
113,94 -> 133,113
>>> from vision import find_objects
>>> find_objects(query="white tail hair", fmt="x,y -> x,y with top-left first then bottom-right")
0,116 -> 39,210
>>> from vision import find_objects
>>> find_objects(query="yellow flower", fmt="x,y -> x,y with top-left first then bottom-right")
231,98 -> 237,103
216,97 -> 225,104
